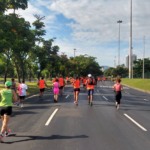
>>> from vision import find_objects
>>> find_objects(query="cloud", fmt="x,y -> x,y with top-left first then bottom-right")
5,0 -> 150,66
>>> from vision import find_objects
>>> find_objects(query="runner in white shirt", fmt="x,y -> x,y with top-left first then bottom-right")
17,80 -> 28,108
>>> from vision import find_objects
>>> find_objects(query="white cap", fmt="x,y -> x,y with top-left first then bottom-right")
88,74 -> 92,77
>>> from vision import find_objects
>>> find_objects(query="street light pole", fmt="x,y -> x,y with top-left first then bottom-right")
74,48 -> 76,57
143,36 -> 145,79
117,20 -> 122,66
129,0 -> 133,79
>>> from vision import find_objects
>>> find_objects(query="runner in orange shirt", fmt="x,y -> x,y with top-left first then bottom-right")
82,77 -> 87,90
72,76 -> 80,105
37,77 -> 48,98
86,74 -> 95,106
58,75 -> 65,95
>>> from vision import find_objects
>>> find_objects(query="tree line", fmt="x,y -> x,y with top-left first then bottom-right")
0,0 -> 103,82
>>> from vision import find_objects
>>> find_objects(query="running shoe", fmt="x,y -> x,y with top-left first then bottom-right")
20,103 -> 24,108
5,129 -> 15,137
90,102 -> 93,106
0,134 -> 4,143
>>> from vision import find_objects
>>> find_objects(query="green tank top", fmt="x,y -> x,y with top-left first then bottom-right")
0,89 -> 13,106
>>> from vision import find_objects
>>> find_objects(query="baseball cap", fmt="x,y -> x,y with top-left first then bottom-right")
88,74 -> 92,77
5,81 -> 12,87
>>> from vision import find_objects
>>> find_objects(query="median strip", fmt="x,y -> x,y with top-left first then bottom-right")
45,108 -> 58,126
124,113 -> 147,131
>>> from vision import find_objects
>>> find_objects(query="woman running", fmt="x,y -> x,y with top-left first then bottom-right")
0,81 -> 18,142
53,78 -> 59,103
113,78 -> 123,110
72,76 -> 80,105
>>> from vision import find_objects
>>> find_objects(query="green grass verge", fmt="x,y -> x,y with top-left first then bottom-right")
122,78 -> 150,92
0,81 -> 53,95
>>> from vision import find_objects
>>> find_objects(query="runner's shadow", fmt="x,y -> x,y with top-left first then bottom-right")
3,134 -> 89,144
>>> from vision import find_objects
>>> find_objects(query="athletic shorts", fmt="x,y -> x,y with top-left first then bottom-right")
87,89 -> 94,96
74,88 -> 80,92
40,88 -> 45,92
19,96 -> 26,100
53,88 -> 59,94
0,106 -> 12,116
59,86 -> 64,89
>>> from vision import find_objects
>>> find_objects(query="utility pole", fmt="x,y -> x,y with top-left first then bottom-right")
129,0 -> 133,79
143,36 -> 145,79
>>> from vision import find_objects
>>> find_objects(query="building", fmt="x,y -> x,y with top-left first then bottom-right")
126,54 -> 137,68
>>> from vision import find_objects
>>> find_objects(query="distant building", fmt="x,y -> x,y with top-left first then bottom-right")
126,54 -> 137,68
101,66 -> 110,72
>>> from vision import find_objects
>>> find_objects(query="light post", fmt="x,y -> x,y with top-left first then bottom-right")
74,48 -> 76,57
129,0 -> 133,79
117,20 -> 122,66
143,36 -> 145,79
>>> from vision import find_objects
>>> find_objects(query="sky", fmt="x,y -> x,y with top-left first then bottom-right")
7,0 -> 150,67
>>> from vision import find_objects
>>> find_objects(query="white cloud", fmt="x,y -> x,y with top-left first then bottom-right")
6,0 -> 150,66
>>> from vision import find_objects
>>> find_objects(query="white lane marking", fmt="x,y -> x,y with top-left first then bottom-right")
26,94 -> 38,99
45,108 -> 58,126
124,114 -> 147,132
103,96 -> 108,101
65,95 -> 70,99
144,99 -> 149,101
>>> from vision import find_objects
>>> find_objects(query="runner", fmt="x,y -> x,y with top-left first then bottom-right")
17,80 -> 28,108
53,77 -> 59,103
82,76 -> 87,90
86,74 -> 95,106
72,76 -> 80,105
37,77 -> 48,98
113,78 -> 123,110
58,75 -> 65,95
0,81 -> 18,143
11,78 -> 17,92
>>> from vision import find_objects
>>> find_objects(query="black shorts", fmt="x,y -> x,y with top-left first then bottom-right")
59,86 -> 64,89
115,91 -> 122,104
74,88 -> 80,92
87,89 -> 94,96
40,88 -> 45,92
19,96 -> 26,100
0,106 -> 12,116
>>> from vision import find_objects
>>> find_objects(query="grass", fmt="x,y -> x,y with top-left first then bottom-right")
122,78 -> 150,92
0,80 -> 53,95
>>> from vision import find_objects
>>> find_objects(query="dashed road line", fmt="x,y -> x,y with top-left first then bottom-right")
143,99 -> 149,101
66,95 -> 70,99
124,113 -> 147,132
45,108 -> 59,126
103,96 -> 108,101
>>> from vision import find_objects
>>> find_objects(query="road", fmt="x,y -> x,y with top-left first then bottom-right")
1,80 -> 150,150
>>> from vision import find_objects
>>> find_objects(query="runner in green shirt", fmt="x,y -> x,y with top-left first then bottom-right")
0,81 -> 18,143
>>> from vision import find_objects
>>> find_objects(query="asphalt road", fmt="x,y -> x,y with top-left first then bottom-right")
1,81 -> 150,150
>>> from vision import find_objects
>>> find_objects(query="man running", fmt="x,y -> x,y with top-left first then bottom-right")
86,74 -> 95,106
72,76 -> 80,105
37,77 -> 48,98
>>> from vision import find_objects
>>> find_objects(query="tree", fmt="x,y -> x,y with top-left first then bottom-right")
7,0 -> 28,14
133,58 -> 150,78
